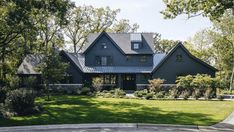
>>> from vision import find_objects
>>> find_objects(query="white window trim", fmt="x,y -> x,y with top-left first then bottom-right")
133,43 -> 139,49
101,56 -> 107,66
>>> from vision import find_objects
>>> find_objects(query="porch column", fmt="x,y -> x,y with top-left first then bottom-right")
117,74 -> 122,88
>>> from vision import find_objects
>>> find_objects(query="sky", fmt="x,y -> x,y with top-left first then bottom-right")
73,0 -> 212,41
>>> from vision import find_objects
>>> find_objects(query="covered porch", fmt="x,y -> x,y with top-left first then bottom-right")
83,73 -> 151,90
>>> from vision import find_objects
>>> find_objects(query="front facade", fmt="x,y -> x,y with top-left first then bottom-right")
18,31 -> 217,90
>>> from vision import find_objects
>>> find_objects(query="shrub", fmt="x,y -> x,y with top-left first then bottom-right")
148,78 -> 164,92
169,87 -> 179,99
0,87 -> 8,103
145,92 -> 154,100
114,88 -> 126,98
154,91 -> 165,99
5,75 -> 20,89
176,75 -> 193,91
92,77 -> 103,92
191,74 -> 213,90
0,103 -> 5,118
4,89 -> 39,116
103,93 -> 113,98
81,87 -> 91,95
217,94 -> 224,100
192,89 -> 201,100
180,90 -> 190,100
95,89 -> 125,98
134,89 -> 148,98
75,89 -> 82,95
204,88 -> 213,100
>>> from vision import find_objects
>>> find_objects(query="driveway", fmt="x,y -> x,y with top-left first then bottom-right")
0,112 -> 233,132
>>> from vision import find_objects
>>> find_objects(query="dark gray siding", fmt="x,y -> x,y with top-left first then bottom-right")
60,54 -> 83,84
85,34 -> 153,66
66,64 -> 83,84
152,47 -> 215,84
136,74 -> 151,84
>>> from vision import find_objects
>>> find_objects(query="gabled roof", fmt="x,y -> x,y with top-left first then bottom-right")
17,54 -> 44,74
82,31 -> 154,54
60,50 -> 83,72
152,42 -> 218,72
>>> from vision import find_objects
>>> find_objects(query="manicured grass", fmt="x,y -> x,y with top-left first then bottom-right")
1,95 -> 234,126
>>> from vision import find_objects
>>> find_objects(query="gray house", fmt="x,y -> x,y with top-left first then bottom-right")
18,31 -> 217,90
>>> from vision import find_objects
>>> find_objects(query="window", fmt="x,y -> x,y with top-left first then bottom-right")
133,43 -> 139,49
107,56 -> 113,65
140,56 -> 147,62
141,74 -> 150,81
101,56 -> 107,66
95,56 -> 101,65
98,74 -> 117,84
126,56 -> 131,61
96,56 -> 112,66
101,43 -> 107,49
176,54 -> 183,62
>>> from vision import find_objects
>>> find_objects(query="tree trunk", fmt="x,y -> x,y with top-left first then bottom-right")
46,83 -> 50,101
229,66 -> 234,94
74,43 -> 77,53
229,44 -> 234,94
1,44 -> 6,84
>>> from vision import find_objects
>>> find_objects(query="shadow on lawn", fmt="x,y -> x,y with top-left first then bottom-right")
0,96 -> 218,126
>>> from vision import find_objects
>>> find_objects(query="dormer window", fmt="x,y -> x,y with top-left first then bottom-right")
131,33 -> 142,50
133,43 -> 139,49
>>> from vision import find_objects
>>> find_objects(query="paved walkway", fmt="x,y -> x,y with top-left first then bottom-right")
0,112 -> 234,132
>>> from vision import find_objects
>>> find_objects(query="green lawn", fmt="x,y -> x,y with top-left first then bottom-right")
1,95 -> 234,126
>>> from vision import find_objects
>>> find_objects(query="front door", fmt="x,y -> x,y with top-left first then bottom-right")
123,74 -> 136,90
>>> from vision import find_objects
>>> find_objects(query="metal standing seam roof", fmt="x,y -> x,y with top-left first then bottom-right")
66,52 -> 166,74
17,52 -> 166,74
17,54 -> 44,74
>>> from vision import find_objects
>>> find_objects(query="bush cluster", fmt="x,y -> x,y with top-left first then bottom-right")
96,88 -> 126,98
49,86 -> 92,95
134,74 -> 220,100
176,74 -> 217,100
134,90 -> 167,100
4,89 -> 42,116
0,88 -> 43,118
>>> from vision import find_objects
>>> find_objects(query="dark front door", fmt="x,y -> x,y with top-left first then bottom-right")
123,74 -> 136,90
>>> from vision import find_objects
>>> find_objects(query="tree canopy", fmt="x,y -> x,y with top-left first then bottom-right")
64,6 -> 139,53
161,0 -> 234,21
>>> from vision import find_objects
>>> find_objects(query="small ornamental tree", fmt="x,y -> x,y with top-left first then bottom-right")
176,75 -> 193,91
191,74 -> 213,90
148,78 -> 165,92
38,52 -> 68,100
92,77 -> 103,92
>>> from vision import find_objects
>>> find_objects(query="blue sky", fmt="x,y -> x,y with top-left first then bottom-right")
73,0 -> 212,41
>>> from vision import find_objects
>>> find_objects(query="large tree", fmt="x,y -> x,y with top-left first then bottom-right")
0,0 -> 73,86
153,33 -> 180,53
38,51 -> 68,100
187,11 -> 234,92
161,0 -> 234,21
64,6 -> 139,53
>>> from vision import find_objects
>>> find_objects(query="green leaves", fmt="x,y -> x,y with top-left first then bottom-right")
64,5 -> 139,53
39,52 -> 68,84
161,0 -> 234,21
